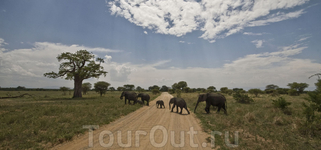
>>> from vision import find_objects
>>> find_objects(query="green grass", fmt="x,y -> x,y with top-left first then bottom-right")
0,91 -> 159,149
180,93 -> 321,150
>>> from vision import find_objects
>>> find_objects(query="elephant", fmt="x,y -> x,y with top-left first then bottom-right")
156,100 -> 165,108
194,93 -> 227,115
169,97 -> 190,114
120,91 -> 137,105
136,100 -> 144,105
137,93 -> 150,106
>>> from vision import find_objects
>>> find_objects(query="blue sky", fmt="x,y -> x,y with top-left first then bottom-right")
0,0 -> 320,90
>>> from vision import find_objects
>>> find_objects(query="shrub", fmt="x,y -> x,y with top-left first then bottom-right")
233,92 -> 254,103
168,89 -> 175,94
271,97 -> 291,110
152,88 -> 160,95
300,91 -> 321,137
175,89 -> 182,98
288,89 -> 298,96
248,88 -> 263,97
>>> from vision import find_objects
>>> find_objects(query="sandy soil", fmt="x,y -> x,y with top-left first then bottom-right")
52,92 -> 215,150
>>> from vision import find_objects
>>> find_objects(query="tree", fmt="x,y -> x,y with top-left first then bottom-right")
220,87 -> 228,93
117,87 -> 124,91
94,81 -> 110,96
136,86 -> 143,92
44,50 -> 107,98
287,82 -> 309,95
248,88 -> 263,97
152,88 -> 160,95
160,85 -> 169,92
60,86 -> 70,95
207,86 -> 217,93
276,88 -> 290,95
149,85 -> 160,91
196,88 -> 206,92
109,87 -> 115,92
183,87 -> 191,93
266,84 -> 279,90
177,81 -> 187,90
124,84 -> 135,91
82,82 -> 92,95
172,83 -> 179,90
233,88 -> 244,92
17,86 -> 26,91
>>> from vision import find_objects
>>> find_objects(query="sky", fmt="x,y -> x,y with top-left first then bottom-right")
0,0 -> 321,91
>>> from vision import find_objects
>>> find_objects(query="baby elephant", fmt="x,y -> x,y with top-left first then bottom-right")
136,100 -> 144,105
156,100 -> 165,108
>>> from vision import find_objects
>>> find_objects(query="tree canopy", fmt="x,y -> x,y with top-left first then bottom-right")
94,81 -> 110,96
82,82 -> 92,95
287,82 -> 309,95
44,50 -> 107,98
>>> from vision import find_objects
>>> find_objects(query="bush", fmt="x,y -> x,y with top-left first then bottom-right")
271,97 -> 291,110
299,91 -> 321,137
288,89 -> 298,96
233,92 -> 253,104
152,88 -> 160,95
175,89 -> 182,98
248,88 -> 263,97
168,89 -> 175,94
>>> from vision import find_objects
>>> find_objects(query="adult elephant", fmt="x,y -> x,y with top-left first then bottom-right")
137,93 -> 150,106
120,91 -> 137,105
169,97 -> 190,114
194,93 -> 227,115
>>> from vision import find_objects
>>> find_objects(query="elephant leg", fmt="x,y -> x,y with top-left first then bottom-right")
176,106 -> 179,113
217,106 -> 222,113
163,104 -> 165,108
147,100 -> 149,106
205,103 -> 210,114
180,107 -> 183,114
171,105 -> 175,112
185,107 -> 190,114
222,104 -> 227,115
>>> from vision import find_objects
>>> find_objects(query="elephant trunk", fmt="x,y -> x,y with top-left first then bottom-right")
169,101 -> 171,110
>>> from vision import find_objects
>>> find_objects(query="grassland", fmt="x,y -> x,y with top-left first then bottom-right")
0,91 -> 159,149
180,93 -> 321,150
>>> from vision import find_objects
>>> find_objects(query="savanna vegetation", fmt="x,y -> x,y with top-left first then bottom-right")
2,50 -> 320,149
0,91 -> 159,149
176,92 -> 321,150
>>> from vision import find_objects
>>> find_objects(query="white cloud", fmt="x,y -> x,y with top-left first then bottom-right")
0,38 -> 8,52
144,31 -> 148,34
251,40 -> 264,48
248,9 -> 305,27
298,36 -> 310,41
108,0 -> 309,42
243,32 -> 266,36
1,38 -> 320,90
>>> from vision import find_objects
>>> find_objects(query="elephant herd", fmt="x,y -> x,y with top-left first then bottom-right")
120,91 -> 227,115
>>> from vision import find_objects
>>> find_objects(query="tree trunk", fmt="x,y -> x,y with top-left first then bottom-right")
73,77 -> 83,98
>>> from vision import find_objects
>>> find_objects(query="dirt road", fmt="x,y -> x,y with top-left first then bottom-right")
52,92 -> 214,150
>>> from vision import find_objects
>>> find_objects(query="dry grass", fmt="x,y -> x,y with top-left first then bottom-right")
0,91 -> 159,149
181,92 -> 321,150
